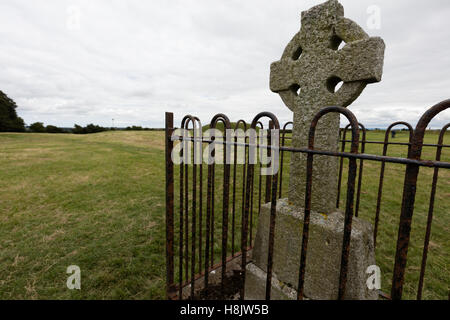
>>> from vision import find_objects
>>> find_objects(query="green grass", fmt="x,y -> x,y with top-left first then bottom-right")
0,131 -> 166,299
0,130 -> 448,299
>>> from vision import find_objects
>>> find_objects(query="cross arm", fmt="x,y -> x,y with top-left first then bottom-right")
337,37 -> 385,83
270,59 -> 296,93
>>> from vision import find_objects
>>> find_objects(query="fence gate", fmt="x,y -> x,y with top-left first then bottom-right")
165,99 -> 450,300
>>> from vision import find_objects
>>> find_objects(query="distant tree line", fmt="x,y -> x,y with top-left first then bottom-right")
0,89 -> 161,134
29,122 -> 66,133
124,126 -> 158,131
27,122 -> 162,134
72,124 -> 109,134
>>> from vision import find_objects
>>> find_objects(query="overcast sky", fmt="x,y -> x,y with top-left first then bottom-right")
0,0 -> 449,128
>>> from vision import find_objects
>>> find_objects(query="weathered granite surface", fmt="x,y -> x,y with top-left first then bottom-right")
246,199 -> 378,300
270,0 -> 385,213
244,263 -> 297,300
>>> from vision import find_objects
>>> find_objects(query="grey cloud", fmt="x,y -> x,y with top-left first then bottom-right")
0,0 -> 448,128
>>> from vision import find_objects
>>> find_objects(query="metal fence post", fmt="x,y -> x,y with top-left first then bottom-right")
165,112 -> 175,298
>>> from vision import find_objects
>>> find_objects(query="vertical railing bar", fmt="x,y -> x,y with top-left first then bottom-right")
239,175 -> 250,299
211,149 -> 216,269
190,119 -> 197,299
297,145 -> 313,300
264,122 -> 273,204
232,129 -> 238,256
250,127 -> 257,245
235,121 -> 248,255
249,149 -> 255,248
178,116 -> 191,299
391,100 -> 449,300
165,112 -> 175,299
417,123 -> 449,300
179,153 -> 184,300
220,118 -> 231,297
337,125 -> 350,208
374,122 -> 413,247
204,134 -> 213,289
354,123 -> 366,217
240,122 -> 255,300
264,117 -> 280,300
257,122 -> 264,218
337,128 -> 359,300
195,118 -> 203,279
241,137 -> 247,247
184,128 -> 189,292
279,122 -> 293,199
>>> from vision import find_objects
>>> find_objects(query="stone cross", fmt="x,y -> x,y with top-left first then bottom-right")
270,0 -> 385,213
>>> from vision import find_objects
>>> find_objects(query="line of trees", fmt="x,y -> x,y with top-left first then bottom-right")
29,122 -> 111,134
29,122 -> 66,133
1,89 -> 158,134
27,122 -> 158,134
72,124 -> 109,134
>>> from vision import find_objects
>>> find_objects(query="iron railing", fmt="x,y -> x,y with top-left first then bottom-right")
165,99 -> 450,300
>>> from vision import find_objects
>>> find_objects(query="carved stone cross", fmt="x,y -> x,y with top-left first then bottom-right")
270,0 -> 385,213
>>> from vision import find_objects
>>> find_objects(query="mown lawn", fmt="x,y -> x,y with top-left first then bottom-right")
0,131 -> 167,299
0,129 -> 448,299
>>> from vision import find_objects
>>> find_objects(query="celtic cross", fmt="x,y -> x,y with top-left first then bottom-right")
270,0 -> 385,213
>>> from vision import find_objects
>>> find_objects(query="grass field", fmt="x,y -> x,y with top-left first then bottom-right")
0,129 -> 448,299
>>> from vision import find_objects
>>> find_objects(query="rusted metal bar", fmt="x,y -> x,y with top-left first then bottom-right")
178,115 -> 191,299
165,112 -> 175,299
211,163 -> 215,269
340,140 -> 449,148
257,121 -> 263,216
232,134 -> 237,257
175,135 -> 450,169
336,125 -> 349,208
241,123 -> 248,253
194,117 -> 203,279
204,134 -> 213,289
240,129 -> 251,300
244,112 -> 280,300
337,120 -> 360,300
279,122 -> 293,199
209,114 -> 232,297
251,122 -> 264,247
417,123 -> 449,300
231,121 -> 245,256
240,156 -> 248,251
266,126 -> 279,300
297,106 -> 360,300
181,115 -> 198,299
183,122 -> 190,296
374,122 -> 413,248
178,146 -> 183,301
391,99 -> 450,300
264,121 -> 274,204
354,123 -> 366,217
190,117 -> 200,298
339,123 -> 365,216
205,118 -> 218,291
249,155 -> 255,248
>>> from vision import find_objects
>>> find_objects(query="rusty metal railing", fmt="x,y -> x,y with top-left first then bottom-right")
165,99 -> 450,300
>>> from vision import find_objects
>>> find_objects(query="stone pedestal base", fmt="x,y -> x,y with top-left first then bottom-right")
244,199 -> 377,300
